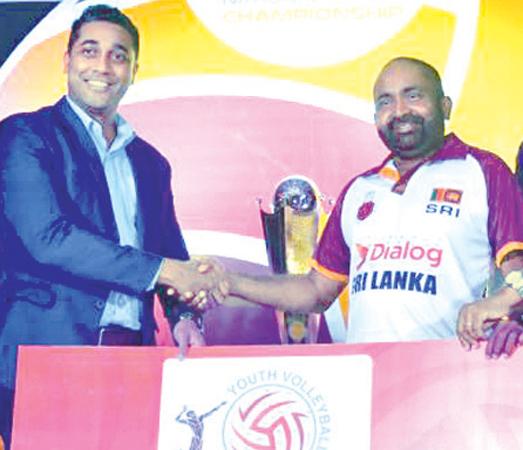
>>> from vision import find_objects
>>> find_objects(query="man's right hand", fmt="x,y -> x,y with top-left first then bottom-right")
158,257 -> 229,310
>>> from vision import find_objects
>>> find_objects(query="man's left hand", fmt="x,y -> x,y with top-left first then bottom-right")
173,318 -> 206,359
457,298 -> 510,350
485,319 -> 523,359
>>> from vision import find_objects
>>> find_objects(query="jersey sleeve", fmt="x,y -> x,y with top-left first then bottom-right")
312,184 -> 352,282
475,150 -> 523,266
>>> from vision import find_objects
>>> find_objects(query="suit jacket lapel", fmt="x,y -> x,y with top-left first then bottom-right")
53,97 -> 119,241
126,140 -> 148,249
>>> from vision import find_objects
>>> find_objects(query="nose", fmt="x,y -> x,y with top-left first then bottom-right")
93,52 -> 112,73
394,97 -> 410,117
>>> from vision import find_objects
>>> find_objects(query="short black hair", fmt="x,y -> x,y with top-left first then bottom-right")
67,4 -> 139,58
379,57 -> 445,98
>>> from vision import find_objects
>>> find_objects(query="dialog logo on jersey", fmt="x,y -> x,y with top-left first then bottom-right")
426,187 -> 463,218
351,240 -> 442,296
355,240 -> 443,270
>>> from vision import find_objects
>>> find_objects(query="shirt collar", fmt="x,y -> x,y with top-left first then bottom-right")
375,133 -> 469,193
65,96 -> 135,154
429,133 -> 469,161
377,133 -> 468,180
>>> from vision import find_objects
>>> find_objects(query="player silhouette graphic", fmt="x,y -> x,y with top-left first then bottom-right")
176,401 -> 227,450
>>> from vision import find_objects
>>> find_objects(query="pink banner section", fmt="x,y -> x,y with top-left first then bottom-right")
11,340 -> 523,450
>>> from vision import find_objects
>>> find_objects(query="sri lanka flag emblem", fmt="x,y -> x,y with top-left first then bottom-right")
430,188 -> 463,204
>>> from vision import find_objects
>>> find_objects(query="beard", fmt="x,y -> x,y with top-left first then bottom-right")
378,113 -> 444,159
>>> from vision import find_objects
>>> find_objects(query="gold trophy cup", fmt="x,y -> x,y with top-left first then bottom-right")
260,176 -> 322,344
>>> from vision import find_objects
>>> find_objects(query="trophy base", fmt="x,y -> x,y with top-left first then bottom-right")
276,311 -> 320,344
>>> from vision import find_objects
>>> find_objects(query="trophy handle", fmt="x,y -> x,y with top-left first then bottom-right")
275,310 -> 289,344
306,313 -> 321,344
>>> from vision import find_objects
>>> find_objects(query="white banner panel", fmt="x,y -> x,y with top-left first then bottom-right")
158,354 -> 372,450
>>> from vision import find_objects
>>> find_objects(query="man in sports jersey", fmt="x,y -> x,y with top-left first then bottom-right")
475,144 -> 523,359
199,57 -> 523,347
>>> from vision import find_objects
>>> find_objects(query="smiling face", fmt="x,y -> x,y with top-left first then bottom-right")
64,20 -> 137,123
373,59 -> 451,160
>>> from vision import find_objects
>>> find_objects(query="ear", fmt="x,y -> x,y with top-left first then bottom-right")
131,61 -> 139,83
441,96 -> 452,120
63,51 -> 69,74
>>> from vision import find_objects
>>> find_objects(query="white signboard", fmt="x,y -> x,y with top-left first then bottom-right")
158,354 -> 372,450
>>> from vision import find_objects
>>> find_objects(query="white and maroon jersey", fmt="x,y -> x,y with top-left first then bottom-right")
313,134 -> 523,343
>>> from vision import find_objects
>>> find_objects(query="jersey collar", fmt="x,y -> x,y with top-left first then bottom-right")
376,133 -> 468,193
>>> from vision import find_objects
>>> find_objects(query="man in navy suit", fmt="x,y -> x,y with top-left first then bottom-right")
0,5 -> 224,448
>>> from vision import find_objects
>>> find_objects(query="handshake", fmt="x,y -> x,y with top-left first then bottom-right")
157,256 -> 232,356
157,256 -> 230,312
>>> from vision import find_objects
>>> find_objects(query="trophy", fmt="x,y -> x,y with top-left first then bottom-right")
260,176 -> 322,344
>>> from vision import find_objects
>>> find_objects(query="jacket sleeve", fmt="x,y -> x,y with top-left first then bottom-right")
158,163 -> 189,261
0,117 -> 163,296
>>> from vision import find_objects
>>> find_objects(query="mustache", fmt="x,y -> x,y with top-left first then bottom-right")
387,114 -> 424,130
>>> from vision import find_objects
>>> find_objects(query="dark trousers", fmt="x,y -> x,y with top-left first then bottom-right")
0,346 -> 17,450
0,386 -> 14,450
98,325 -> 143,346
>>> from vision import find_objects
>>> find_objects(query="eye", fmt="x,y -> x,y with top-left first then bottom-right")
407,90 -> 422,101
111,51 -> 129,63
81,47 -> 97,58
376,97 -> 392,110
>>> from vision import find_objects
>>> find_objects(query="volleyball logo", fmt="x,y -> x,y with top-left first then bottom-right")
223,385 -> 317,450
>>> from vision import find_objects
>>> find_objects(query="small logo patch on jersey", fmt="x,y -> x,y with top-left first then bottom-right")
430,188 -> 463,204
357,201 -> 374,220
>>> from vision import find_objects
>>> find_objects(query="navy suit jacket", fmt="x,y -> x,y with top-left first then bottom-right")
0,97 -> 189,346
